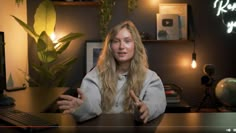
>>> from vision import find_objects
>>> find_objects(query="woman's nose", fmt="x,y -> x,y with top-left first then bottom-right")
119,41 -> 125,49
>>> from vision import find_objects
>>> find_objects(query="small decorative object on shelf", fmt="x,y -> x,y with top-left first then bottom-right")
52,0 -> 99,6
158,3 -> 188,40
156,14 -> 180,40
140,32 -> 151,40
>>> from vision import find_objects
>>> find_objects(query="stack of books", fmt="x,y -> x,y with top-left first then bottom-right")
164,84 -> 181,104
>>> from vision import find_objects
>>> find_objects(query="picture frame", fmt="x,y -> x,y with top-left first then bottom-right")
159,3 -> 188,40
156,13 -> 180,40
86,41 -> 103,73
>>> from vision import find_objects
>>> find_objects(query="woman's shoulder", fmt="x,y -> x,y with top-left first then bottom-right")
144,68 -> 162,81
146,69 -> 158,76
85,66 -> 99,78
81,66 -> 101,88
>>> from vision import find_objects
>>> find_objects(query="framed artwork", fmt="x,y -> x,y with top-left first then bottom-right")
86,41 -> 103,73
159,3 -> 188,40
156,13 -> 180,40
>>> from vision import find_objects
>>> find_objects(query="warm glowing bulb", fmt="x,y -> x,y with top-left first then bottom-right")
50,32 -> 57,43
191,60 -> 197,69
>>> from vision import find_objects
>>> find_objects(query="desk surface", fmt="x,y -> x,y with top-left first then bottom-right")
1,113 -> 236,133
2,87 -> 236,133
5,87 -> 68,112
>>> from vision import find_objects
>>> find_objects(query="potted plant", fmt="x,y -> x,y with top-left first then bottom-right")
99,0 -> 115,40
128,0 -> 138,12
98,0 -> 138,39
12,0 -> 83,88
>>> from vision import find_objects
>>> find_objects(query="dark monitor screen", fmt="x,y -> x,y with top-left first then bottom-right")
0,31 -> 6,93
0,31 -> 15,106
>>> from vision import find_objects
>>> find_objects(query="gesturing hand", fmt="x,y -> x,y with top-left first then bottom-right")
57,88 -> 85,114
130,90 -> 149,124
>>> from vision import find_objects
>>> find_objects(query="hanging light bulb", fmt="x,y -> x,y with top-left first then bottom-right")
191,52 -> 197,69
191,40 -> 197,69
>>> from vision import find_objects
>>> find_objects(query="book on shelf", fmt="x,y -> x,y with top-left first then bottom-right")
167,99 -> 181,104
165,89 -> 178,97
164,84 -> 182,103
166,95 -> 181,103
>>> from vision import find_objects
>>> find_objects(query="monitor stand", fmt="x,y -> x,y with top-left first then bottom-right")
0,94 -> 15,106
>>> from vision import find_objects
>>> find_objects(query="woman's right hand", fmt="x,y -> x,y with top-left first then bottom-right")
57,88 -> 85,114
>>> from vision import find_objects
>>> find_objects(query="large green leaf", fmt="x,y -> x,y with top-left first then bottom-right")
55,33 -> 83,54
37,36 -> 47,51
37,32 -> 57,63
38,31 -> 55,50
55,41 -> 70,54
50,57 -> 77,74
32,64 -> 54,80
33,0 -> 56,36
11,15 -> 38,41
32,64 -> 54,87
58,33 -> 83,43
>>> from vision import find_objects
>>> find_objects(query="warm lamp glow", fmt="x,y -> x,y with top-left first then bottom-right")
150,0 -> 158,6
50,32 -> 58,43
191,52 -> 197,69
180,58 -> 189,68
191,60 -> 197,69
191,40 -> 197,69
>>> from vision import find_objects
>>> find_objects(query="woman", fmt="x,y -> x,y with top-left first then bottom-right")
57,20 -> 166,123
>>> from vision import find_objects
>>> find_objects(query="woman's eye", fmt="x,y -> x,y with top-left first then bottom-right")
125,39 -> 132,43
112,40 -> 119,44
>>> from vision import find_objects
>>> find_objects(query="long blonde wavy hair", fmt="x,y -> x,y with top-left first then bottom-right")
97,20 -> 149,112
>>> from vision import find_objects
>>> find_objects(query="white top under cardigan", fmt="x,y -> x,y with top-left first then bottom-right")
72,67 -> 167,122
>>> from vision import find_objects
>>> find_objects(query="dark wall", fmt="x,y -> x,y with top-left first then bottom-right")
27,0 -> 236,107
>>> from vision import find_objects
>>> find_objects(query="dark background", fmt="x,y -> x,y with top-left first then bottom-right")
27,0 -> 236,107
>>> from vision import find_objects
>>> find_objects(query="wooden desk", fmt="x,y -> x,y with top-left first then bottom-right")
166,100 -> 191,113
38,113 -> 236,133
5,87 -> 68,112
2,87 -> 236,133
1,113 -> 236,133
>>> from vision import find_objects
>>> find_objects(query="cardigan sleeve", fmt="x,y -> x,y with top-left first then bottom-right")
72,67 -> 102,122
134,70 -> 167,122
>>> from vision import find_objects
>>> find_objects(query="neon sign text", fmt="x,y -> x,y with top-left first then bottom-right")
214,0 -> 236,33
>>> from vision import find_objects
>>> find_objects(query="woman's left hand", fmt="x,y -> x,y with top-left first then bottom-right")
130,90 -> 149,123
57,88 -> 85,114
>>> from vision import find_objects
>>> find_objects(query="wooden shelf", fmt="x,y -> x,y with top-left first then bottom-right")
52,1 -> 99,6
142,40 -> 193,43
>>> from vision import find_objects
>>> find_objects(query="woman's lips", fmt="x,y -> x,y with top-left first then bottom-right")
117,52 -> 126,56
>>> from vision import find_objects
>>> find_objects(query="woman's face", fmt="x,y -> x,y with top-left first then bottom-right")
111,28 -> 135,65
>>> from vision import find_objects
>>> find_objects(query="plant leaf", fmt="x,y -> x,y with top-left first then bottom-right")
37,36 -> 47,51
55,41 -> 70,54
50,57 -> 77,75
11,15 -> 38,42
33,0 -> 56,36
32,64 -> 54,85
37,31 -> 57,63
58,33 -> 83,43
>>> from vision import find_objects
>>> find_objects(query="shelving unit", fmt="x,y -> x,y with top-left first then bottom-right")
143,40 -> 192,43
52,1 -> 99,6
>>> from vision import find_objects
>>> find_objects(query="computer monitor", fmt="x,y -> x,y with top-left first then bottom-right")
0,31 -> 15,106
